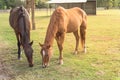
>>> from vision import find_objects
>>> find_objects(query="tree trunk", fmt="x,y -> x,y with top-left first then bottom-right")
31,0 -> 35,30
26,0 -> 31,13
26,0 -> 36,30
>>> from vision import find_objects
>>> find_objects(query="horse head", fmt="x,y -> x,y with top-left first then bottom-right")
39,43 -> 53,68
24,41 -> 34,67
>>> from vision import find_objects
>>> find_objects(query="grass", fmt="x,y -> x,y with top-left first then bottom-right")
0,9 -> 120,80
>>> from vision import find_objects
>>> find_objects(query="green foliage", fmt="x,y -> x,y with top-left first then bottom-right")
0,0 -> 5,9
8,0 -> 25,8
0,0 -> 48,9
35,0 -> 48,8
97,0 -> 120,9
118,2 -> 120,8
0,0 -> 25,9
1,0 -> 120,9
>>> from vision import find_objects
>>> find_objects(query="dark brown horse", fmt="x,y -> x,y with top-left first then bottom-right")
39,6 -> 87,68
9,6 -> 33,67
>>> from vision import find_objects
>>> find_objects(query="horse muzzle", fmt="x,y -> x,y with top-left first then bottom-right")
29,64 -> 34,67
42,63 -> 49,68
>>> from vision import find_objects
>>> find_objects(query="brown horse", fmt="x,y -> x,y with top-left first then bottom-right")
39,6 -> 87,68
9,6 -> 33,67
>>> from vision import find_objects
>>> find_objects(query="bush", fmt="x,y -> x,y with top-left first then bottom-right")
36,0 -> 48,8
0,0 -> 25,9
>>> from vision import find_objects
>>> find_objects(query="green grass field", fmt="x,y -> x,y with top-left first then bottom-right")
0,9 -> 120,80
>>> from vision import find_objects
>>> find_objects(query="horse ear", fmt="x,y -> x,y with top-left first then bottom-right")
39,43 -> 43,47
29,41 -> 33,46
20,6 -> 24,11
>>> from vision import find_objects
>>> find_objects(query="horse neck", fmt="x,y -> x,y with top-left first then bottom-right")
44,22 -> 58,47
44,10 -> 61,47
19,15 -> 30,46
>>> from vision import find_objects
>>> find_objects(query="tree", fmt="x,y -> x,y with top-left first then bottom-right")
97,0 -> 104,7
118,2 -> 120,8
112,0 -> 115,7
0,0 -> 5,9
31,0 -> 35,30
35,0 -> 48,8
0,0 -> 25,9
97,0 -> 120,8
26,0 -> 36,30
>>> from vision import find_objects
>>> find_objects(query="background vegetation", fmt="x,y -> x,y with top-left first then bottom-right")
0,0 -> 48,9
0,0 -> 25,9
0,0 -> 120,9
97,0 -> 120,9
0,9 -> 120,80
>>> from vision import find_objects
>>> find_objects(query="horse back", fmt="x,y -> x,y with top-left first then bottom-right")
9,7 -> 31,33
9,7 -> 19,29
53,7 -> 87,33
66,7 -> 87,32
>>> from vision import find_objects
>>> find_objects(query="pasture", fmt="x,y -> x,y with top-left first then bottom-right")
0,9 -> 120,80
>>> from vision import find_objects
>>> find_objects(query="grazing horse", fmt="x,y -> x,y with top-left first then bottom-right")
39,6 -> 87,68
9,6 -> 34,67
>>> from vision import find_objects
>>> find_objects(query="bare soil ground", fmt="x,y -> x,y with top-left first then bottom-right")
0,43 -> 14,80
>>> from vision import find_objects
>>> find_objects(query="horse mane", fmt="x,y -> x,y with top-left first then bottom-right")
44,7 -> 66,46
18,6 -> 26,31
17,6 -> 30,44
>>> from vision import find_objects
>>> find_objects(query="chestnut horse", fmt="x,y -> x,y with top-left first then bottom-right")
39,6 -> 87,68
9,6 -> 33,67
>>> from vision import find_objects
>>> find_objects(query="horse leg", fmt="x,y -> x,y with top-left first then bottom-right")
15,33 -> 21,60
80,26 -> 86,53
55,33 -> 65,65
73,30 -> 79,54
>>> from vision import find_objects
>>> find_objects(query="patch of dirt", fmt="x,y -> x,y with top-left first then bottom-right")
96,70 -> 105,76
105,48 -> 120,54
91,35 -> 113,42
0,43 -> 14,80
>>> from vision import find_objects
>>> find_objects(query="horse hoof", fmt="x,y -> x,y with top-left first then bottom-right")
59,60 -> 63,65
84,48 -> 87,53
42,65 -> 47,68
18,57 -> 22,60
73,51 -> 78,55
29,64 -> 34,67
82,49 -> 87,53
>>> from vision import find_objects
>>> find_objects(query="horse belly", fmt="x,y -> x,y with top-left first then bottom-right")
66,20 -> 81,33
66,26 -> 78,33
66,12 -> 82,33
